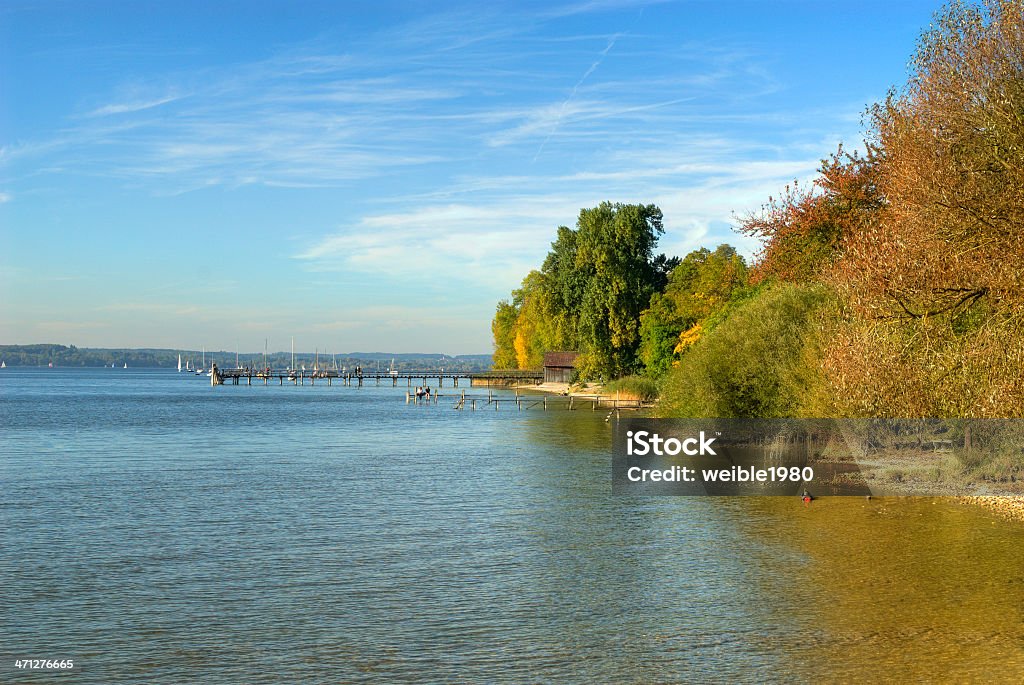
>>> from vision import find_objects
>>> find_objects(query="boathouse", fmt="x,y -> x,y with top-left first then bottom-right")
543,351 -> 579,384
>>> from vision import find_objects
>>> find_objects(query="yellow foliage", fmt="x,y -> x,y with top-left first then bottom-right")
513,329 -> 530,369
673,323 -> 703,355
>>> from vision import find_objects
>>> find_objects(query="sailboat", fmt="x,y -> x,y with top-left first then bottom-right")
195,347 -> 205,375
1,361 -> 5,368
123,363 -> 128,369
178,354 -> 183,373
389,358 -> 398,376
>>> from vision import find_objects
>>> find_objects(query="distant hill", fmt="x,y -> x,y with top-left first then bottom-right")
0,344 -> 492,371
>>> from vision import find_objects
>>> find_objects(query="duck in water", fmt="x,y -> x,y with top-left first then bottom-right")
802,489 -> 813,506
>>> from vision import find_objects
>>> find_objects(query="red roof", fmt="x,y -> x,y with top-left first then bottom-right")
543,351 -> 579,368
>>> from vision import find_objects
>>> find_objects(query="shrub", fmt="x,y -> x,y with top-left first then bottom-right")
657,283 -> 829,417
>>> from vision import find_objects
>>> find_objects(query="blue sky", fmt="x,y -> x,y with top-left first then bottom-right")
1,0 -> 941,354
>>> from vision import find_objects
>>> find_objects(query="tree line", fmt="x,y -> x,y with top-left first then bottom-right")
0,344 -> 493,372
493,0 -> 1024,419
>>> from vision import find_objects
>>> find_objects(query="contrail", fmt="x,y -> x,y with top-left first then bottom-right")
533,32 -> 621,162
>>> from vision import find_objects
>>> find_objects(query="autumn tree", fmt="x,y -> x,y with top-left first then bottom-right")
826,0 -> 1024,416
491,300 -> 519,369
739,145 -> 884,285
638,244 -> 749,377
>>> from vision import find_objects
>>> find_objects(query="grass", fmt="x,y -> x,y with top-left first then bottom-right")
601,375 -> 659,402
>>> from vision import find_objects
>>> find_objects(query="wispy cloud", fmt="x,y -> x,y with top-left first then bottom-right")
86,93 -> 183,117
294,200 -> 574,291
542,0 -> 673,19
0,191 -> 10,203
2,10 -> 818,197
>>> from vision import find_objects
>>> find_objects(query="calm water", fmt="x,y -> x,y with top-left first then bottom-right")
3,368 -> 1024,683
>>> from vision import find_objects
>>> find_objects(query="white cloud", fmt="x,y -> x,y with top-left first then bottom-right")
86,94 -> 183,117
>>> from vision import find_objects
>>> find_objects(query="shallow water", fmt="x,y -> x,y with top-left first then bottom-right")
2,368 -> 1023,683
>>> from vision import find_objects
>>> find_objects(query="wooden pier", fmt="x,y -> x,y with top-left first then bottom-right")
207,367 -> 648,411
407,389 -> 651,411
211,367 -> 543,388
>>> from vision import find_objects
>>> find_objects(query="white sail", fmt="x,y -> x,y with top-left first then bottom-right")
178,354 -> 182,372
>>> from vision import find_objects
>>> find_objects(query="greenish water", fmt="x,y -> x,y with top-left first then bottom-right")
2,369 -> 1023,682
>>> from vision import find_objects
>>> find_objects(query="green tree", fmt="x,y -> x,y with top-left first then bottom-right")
540,225 -> 586,350
490,201 -> 670,378
575,202 -> 665,378
638,244 -> 748,376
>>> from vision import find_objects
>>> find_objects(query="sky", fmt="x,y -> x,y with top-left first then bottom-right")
1,0 -> 943,355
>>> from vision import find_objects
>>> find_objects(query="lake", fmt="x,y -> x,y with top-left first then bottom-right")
3,368 -> 1024,683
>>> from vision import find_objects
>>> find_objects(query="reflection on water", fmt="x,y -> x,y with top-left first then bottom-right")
742,497 -> 1024,681
1,369 -> 1023,682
